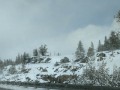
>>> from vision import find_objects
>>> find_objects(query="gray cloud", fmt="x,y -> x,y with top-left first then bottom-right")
0,0 -> 120,59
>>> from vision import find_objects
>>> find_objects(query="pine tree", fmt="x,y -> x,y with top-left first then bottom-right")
91,42 -> 95,55
3,59 -> 14,66
115,10 -> 120,22
97,40 -> 103,52
20,55 -> 24,64
21,52 -> 29,64
75,41 -> 85,59
0,60 -> 4,70
109,31 -> 119,50
104,36 -> 110,51
33,49 -> 38,56
15,54 -> 22,65
87,43 -> 94,57
39,44 -> 47,56
116,32 -> 120,49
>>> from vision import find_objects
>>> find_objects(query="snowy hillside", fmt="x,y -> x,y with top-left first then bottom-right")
0,55 -> 80,83
0,50 -> 120,84
95,50 -> 120,74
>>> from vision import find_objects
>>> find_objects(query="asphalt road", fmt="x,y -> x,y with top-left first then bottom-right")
0,87 -> 11,90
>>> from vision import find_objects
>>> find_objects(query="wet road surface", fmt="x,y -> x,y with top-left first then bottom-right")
0,87 -> 11,90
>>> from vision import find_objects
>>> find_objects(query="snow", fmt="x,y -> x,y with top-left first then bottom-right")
0,50 -> 120,83
95,50 -> 120,74
0,84 -> 58,90
0,55 -> 77,83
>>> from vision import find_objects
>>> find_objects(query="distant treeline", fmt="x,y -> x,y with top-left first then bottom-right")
0,44 -> 48,70
97,31 -> 120,52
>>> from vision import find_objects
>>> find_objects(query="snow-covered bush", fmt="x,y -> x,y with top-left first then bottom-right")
26,77 -> 31,82
38,58 -> 44,63
80,56 -> 89,63
81,61 -> 109,86
54,62 -> 60,66
41,68 -> 48,72
8,65 -> 17,74
74,59 -> 80,62
45,58 -> 51,63
95,62 -> 109,86
60,57 -> 70,63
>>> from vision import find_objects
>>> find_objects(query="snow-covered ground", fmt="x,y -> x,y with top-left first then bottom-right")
0,55 -> 78,83
95,50 -> 120,74
0,84 -> 58,90
0,50 -> 120,83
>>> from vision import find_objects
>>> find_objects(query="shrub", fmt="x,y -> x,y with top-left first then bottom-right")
45,58 -> 51,63
42,68 -> 48,72
60,57 -> 70,63
74,59 -> 80,62
8,65 -> 17,74
81,57 -> 89,63
97,53 -> 106,57
54,62 -> 60,66
38,58 -> 44,63
54,68 -> 58,72
26,77 -> 31,82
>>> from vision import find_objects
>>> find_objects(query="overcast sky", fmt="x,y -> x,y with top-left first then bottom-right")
0,0 -> 120,60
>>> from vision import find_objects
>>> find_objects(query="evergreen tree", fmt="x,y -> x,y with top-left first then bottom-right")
75,41 -> 85,59
104,36 -> 110,51
87,47 -> 93,57
91,42 -> 94,49
23,52 -> 30,64
20,54 -> 24,64
116,32 -> 120,49
15,54 -> 22,65
21,52 -> 29,64
97,40 -> 103,52
115,10 -> 120,22
0,60 -> 4,70
33,49 -> 38,56
7,59 -> 14,65
91,42 -> 95,55
39,44 -> 47,56
87,42 -> 95,57
3,59 -> 14,66
109,31 -> 119,50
